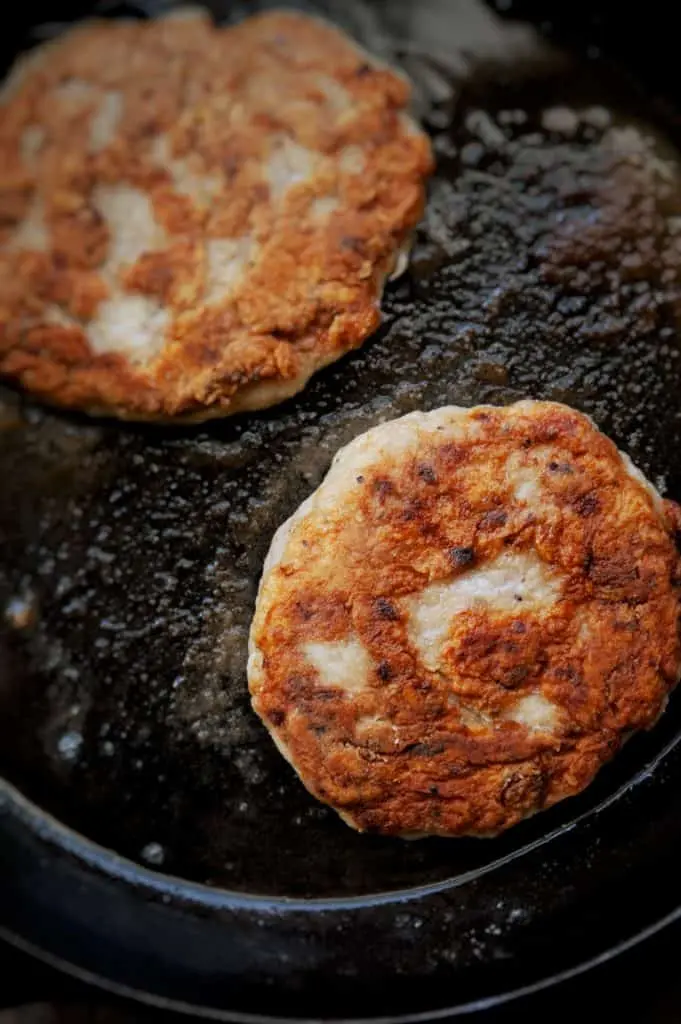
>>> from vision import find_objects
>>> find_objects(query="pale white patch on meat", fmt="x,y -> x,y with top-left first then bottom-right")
89,90 -> 123,152
53,78 -> 96,108
88,295 -> 170,360
506,451 -> 542,504
266,137 -> 318,199
150,135 -> 223,208
314,74 -> 351,114
44,306 -> 77,328
356,714 -> 400,746
17,183 -> 173,363
304,636 -> 373,694
505,692 -> 559,734
339,146 -> 365,175
94,184 -> 167,274
309,196 -> 339,219
456,702 -> 494,730
205,237 -> 254,304
577,617 -> 592,642
8,196 -> 48,251
20,125 -> 45,168
404,550 -> 562,672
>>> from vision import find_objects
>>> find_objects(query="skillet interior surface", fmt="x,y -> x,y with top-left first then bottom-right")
3,0 -> 681,1016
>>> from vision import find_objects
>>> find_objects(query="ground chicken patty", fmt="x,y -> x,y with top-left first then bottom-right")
0,9 -> 432,421
248,401 -> 681,837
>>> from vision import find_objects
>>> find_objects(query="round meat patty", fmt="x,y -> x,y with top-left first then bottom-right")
248,401 -> 681,837
0,9 -> 432,421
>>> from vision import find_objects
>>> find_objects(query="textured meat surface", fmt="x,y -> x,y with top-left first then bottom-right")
249,401 -> 681,837
0,9 -> 432,420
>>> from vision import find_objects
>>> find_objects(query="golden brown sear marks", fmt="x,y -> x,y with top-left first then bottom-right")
0,10 -> 432,420
248,402 -> 681,837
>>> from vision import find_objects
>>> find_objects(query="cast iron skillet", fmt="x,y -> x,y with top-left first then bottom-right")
3,0 -> 681,1017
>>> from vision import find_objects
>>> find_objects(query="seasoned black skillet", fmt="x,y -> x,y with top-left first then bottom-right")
3,0 -> 681,1017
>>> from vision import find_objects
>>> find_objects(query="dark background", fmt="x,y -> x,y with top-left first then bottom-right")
2,923 -> 681,1022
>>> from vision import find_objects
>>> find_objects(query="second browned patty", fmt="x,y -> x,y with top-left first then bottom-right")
0,9 -> 432,420
249,401 -> 681,837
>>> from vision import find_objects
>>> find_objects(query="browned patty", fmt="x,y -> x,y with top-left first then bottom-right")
0,9 -> 432,421
248,401 -> 681,837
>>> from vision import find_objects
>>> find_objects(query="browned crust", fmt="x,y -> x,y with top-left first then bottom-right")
249,402 -> 681,837
0,11 -> 433,420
